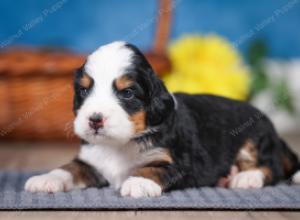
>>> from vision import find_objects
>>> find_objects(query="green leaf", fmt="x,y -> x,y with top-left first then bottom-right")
247,39 -> 269,99
247,39 -> 267,66
250,70 -> 269,97
273,80 -> 295,114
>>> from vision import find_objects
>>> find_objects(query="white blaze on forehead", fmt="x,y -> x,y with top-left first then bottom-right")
85,41 -> 133,85
73,41 -> 136,144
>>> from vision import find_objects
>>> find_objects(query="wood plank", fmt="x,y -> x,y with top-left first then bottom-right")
1,211 -> 300,220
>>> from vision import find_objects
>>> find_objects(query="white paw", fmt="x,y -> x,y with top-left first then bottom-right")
120,176 -> 162,198
292,171 -> 300,184
25,169 -> 73,193
229,170 -> 265,189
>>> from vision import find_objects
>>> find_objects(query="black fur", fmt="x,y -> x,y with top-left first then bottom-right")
147,93 -> 300,189
73,43 -> 300,191
122,43 -> 300,190
73,64 -> 94,114
72,158 -> 108,187
124,43 -> 175,126
112,75 -> 145,115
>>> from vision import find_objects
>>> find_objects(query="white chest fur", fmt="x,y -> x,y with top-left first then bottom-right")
78,143 -> 142,189
78,142 -> 168,189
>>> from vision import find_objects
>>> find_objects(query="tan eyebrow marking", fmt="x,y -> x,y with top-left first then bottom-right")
79,73 -> 93,88
115,75 -> 134,91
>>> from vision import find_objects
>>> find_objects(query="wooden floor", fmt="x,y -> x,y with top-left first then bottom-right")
0,133 -> 300,219
1,211 -> 300,220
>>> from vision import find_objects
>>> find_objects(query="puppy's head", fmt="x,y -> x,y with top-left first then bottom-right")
73,41 -> 174,145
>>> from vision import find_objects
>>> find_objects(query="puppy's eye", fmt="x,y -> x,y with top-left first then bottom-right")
119,88 -> 134,99
79,87 -> 89,97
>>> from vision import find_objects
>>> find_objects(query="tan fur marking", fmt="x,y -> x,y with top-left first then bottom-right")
115,75 -> 133,91
232,139 -> 273,185
137,148 -> 173,168
133,150 -> 173,189
282,156 -> 293,175
236,139 -> 258,171
145,149 -> 173,166
133,167 -> 165,188
61,160 -> 96,187
260,166 -> 273,184
129,110 -> 146,133
80,73 -> 92,88
116,75 -> 145,134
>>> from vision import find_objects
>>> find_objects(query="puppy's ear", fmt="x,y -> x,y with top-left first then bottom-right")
145,69 -> 175,126
124,43 -> 174,126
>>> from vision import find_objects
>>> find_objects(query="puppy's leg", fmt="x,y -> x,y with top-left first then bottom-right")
25,158 -> 108,193
121,165 -> 183,198
229,138 -> 273,189
229,167 -> 272,189
217,165 -> 239,187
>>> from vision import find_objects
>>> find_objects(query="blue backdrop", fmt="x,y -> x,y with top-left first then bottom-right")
0,0 -> 299,58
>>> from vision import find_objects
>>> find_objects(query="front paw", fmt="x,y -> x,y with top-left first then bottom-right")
120,176 -> 162,198
25,169 -> 73,193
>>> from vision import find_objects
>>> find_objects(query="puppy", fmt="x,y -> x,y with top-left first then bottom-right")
25,41 -> 300,198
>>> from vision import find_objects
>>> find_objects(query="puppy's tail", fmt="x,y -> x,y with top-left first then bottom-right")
279,139 -> 300,184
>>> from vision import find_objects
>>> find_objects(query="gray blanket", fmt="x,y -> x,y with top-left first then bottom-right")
1,171 -> 300,210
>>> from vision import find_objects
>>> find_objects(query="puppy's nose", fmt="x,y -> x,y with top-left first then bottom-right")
89,113 -> 104,130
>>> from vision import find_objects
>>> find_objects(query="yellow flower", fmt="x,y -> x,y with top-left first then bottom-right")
163,34 -> 250,100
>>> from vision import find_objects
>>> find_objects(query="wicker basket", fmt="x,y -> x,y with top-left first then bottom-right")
0,0 -> 172,141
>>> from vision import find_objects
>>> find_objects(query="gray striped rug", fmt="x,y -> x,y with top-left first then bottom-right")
1,171 -> 300,210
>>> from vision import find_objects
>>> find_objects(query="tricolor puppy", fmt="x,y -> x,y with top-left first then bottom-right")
25,41 -> 300,198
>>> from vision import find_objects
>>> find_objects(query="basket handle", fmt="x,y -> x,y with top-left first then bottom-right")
152,0 -> 173,54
